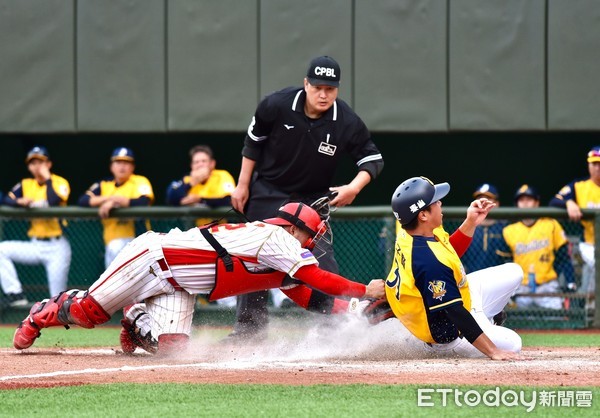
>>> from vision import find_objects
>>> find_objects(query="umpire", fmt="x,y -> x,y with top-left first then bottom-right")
229,55 -> 384,341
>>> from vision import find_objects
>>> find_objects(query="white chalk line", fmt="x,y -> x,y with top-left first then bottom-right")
0,359 -> 373,382
2,347 -> 599,382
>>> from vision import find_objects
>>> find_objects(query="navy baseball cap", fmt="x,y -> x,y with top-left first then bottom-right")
587,146 -> 600,163
473,183 -> 499,200
514,184 -> 540,202
111,147 -> 135,162
25,146 -> 50,163
306,56 -> 341,87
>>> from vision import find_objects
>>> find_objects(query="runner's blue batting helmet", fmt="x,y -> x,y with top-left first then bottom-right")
391,176 -> 450,225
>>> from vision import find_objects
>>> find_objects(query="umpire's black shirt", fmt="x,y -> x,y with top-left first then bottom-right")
242,87 -> 384,196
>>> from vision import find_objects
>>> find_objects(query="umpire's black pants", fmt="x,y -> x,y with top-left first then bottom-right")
233,179 -> 339,335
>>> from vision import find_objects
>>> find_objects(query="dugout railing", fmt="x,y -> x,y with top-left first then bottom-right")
0,206 -> 598,329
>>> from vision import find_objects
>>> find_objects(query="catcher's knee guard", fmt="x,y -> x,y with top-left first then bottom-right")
157,333 -> 189,355
73,294 -> 111,328
13,290 -> 110,350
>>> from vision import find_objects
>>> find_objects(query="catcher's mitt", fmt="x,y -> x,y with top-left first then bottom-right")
310,191 -> 338,221
362,298 -> 394,325
347,298 -> 395,325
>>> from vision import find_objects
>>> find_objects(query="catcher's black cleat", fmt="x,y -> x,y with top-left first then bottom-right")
120,305 -> 157,355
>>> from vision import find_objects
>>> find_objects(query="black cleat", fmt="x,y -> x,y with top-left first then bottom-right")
493,310 -> 508,326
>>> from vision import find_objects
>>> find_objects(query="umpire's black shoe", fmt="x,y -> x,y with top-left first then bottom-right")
220,328 -> 268,345
492,310 -> 508,326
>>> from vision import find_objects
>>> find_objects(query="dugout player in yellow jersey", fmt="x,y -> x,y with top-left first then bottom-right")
501,185 -> 576,310
165,145 -> 235,224
78,147 -> 154,268
383,177 -> 523,360
166,144 -> 237,307
549,145 -> 600,297
0,146 -> 71,307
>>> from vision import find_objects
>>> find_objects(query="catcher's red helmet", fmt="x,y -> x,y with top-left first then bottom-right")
263,202 -> 327,249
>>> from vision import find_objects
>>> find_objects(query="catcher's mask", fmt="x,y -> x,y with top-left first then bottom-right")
263,202 -> 328,250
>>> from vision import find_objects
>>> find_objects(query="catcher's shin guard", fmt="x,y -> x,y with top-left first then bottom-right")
157,333 -> 189,355
13,290 -> 110,350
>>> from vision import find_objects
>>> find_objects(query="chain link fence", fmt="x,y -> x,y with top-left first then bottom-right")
0,206 -> 597,329
441,216 -> 594,330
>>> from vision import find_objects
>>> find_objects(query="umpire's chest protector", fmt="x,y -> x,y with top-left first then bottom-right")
385,227 -> 470,343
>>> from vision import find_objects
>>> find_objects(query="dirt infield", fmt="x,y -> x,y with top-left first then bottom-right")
0,346 -> 599,389
2,321 -> 599,389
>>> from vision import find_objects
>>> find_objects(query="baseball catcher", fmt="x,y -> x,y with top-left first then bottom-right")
13,202 -> 384,355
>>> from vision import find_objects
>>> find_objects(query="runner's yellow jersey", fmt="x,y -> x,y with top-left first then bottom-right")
385,226 -> 470,344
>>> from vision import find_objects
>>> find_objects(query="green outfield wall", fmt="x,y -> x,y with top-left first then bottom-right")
0,0 -> 599,132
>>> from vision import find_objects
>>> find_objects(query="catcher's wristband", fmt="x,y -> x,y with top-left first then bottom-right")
347,298 -> 361,314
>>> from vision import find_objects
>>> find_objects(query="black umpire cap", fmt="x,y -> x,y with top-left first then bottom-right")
306,56 -> 341,87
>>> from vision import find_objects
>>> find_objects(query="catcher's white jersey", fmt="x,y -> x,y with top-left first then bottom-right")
159,221 -> 318,293
88,222 -> 318,315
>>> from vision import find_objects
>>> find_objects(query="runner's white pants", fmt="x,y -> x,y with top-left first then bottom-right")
376,263 -> 523,359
